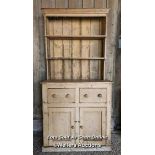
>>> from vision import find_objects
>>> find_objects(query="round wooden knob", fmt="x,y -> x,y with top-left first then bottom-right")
65,94 -> 70,98
52,94 -> 56,98
84,94 -> 88,98
71,126 -> 75,129
98,94 -> 102,97
80,125 -> 83,129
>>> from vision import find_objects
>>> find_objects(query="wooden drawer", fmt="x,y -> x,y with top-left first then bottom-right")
80,88 -> 107,103
47,88 -> 75,103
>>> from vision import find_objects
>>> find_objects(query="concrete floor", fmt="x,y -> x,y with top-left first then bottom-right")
33,132 -> 121,155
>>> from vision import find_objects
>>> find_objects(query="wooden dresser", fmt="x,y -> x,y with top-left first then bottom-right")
41,9 -> 112,151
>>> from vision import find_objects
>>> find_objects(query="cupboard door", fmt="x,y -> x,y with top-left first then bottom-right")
79,108 -> 107,145
47,108 -> 76,146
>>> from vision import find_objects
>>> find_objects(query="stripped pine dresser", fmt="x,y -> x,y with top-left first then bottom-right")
41,8 -> 112,152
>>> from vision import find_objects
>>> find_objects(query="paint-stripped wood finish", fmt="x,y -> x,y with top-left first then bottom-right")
72,18 -> 81,79
44,14 -> 107,80
41,8 -> 112,149
34,0 -> 120,134
42,82 -> 112,147
81,18 -> 90,79
49,18 -> 54,79
53,19 -> 63,79
63,18 -> 72,79
90,18 -> 100,79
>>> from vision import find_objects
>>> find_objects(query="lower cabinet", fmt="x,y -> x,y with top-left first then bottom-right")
42,82 -> 112,147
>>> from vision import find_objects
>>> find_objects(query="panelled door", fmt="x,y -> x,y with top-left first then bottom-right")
79,108 -> 107,145
48,108 -> 76,146
46,107 -> 107,146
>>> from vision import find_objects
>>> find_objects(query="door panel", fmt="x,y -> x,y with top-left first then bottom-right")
48,108 -> 76,146
79,108 -> 107,145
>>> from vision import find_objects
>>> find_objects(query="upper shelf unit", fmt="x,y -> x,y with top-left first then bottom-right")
42,9 -> 109,80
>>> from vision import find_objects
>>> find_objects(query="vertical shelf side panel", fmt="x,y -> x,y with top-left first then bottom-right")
44,16 -> 50,80
48,18 -> 55,79
101,17 -> 106,79
104,15 -> 108,80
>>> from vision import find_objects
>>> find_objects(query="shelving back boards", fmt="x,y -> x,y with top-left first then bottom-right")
42,9 -> 109,80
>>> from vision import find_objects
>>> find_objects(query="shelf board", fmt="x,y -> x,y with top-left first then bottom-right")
45,35 -> 106,40
41,80 -> 112,84
47,57 -> 105,60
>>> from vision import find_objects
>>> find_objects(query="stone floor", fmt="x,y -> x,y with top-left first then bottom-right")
33,132 -> 121,155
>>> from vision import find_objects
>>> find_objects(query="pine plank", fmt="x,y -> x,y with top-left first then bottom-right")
42,84 -> 49,146
90,18 -> 100,79
99,18 -> 105,79
72,19 -> 81,79
98,39 -> 103,79
81,18 -> 90,79
63,18 -> 72,79
53,19 -> 63,79
45,17 -> 51,79
48,57 -> 105,60
45,35 -> 106,39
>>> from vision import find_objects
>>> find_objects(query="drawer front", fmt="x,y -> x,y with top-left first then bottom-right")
80,88 -> 107,103
48,88 -> 75,103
